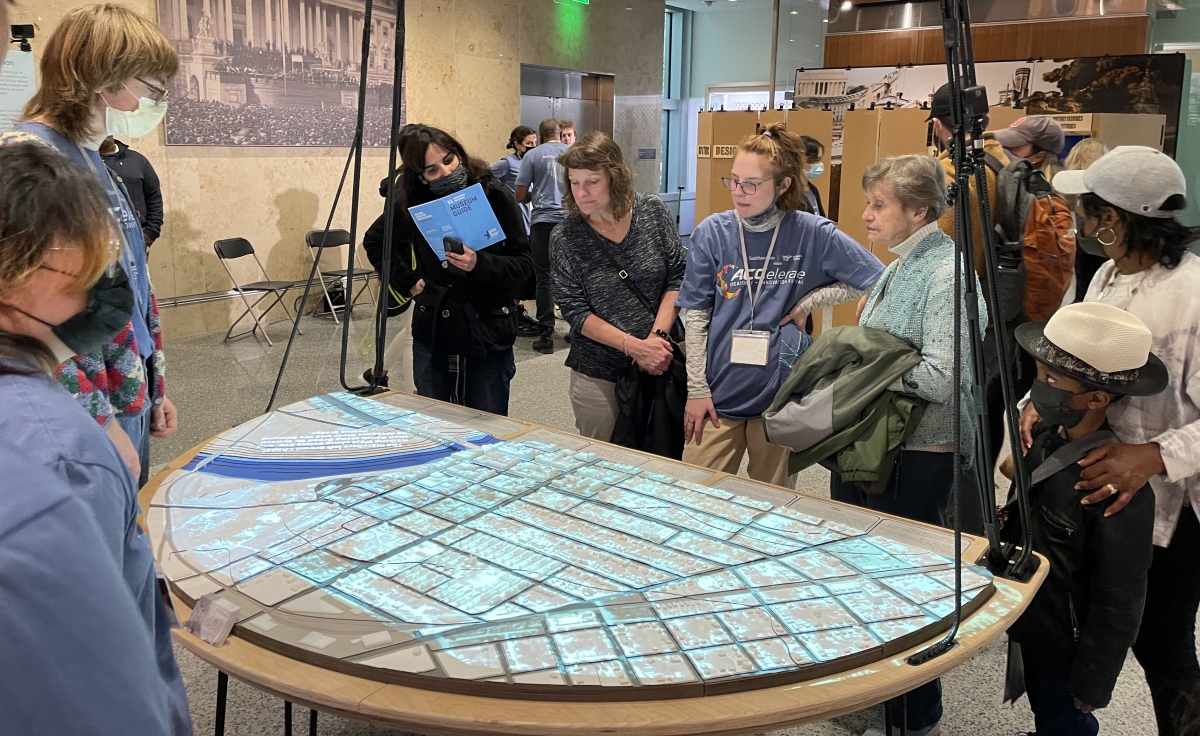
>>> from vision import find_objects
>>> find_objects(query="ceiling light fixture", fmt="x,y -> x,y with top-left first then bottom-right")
840,0 -> 852,10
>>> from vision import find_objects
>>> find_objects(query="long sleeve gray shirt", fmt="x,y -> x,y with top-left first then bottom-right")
551,194 -> 687,382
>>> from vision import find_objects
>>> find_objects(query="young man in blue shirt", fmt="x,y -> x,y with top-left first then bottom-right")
516,118 -> 569,353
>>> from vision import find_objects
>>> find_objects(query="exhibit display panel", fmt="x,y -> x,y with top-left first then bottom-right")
150,391 -> 1000,701
145,392 -> 1045,733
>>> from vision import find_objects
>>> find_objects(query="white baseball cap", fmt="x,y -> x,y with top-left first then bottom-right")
1053,145 -> 1186,219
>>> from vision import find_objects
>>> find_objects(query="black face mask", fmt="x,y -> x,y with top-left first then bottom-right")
5,267 -> 135,357
55,267 -> 136,355
1076,234 -> 1108,258
427,164 -> 469,198
1030,380 -> 1090,430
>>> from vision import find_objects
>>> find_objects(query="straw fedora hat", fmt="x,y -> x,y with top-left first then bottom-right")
1015,302 -> 1168,397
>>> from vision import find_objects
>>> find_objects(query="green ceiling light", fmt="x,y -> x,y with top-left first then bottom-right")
553,0 -> 588,60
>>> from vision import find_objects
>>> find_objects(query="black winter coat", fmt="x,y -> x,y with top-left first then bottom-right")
1003,422 -> 1155,708
101,140 -> 164,242
363,176 -> 533,356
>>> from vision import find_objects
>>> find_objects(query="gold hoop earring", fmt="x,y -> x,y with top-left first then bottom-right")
1097,227 -> 1118,247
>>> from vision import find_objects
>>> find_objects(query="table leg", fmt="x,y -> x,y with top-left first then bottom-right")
285,701 -> 293,736
215,671 -> 228,736
309,708 -> 318,736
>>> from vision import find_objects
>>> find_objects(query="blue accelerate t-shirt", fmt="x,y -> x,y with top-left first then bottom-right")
677,210 -> 885,420
516,141 -> 569,225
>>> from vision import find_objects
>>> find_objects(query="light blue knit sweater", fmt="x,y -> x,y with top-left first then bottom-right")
858,224 -> 987,452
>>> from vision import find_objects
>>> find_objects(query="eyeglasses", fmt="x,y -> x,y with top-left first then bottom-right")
134,77 -> 170,105
721,177 -> 764,194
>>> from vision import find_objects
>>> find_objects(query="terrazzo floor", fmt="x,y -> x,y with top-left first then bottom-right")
154,315 -> 1159,735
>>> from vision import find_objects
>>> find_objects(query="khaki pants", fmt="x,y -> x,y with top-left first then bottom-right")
569,370 -> 619,441
683,417 -> 789,486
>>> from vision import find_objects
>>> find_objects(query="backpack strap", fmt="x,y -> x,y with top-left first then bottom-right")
1030,430 -> 1117,487
984,152 -> 1005,174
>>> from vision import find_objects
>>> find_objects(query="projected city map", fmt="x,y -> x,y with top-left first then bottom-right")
148,392 -> 994,699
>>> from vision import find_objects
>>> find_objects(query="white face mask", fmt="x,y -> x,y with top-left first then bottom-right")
103,87 -> 168,139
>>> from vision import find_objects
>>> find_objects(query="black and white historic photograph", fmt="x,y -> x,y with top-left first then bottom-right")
156,0 -> 404,146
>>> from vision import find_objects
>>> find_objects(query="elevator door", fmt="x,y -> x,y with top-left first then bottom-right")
520,65 -> 613,141
520,97 -> 602,138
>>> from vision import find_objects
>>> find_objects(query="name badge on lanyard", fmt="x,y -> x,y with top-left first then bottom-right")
729,222 -> 780,366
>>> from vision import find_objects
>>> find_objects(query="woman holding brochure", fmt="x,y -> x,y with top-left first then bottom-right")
371,124 -> 533,415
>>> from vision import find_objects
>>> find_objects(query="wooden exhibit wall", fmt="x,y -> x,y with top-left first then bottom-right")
824,15 -> 1149,68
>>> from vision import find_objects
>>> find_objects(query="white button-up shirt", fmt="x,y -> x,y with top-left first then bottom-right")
1087,252 -> 1200,546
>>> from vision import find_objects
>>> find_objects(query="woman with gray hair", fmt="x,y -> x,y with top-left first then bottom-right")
839,154 -> 988,736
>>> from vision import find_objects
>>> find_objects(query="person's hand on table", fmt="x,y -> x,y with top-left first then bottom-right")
629,334 -> 672,375
1076,442 -> 1165,516
105,421 -> 140,478
445,246 -> 478,272
1019,402 -> 1041,453
684,398 -> 720,445
151,396 -> 178,439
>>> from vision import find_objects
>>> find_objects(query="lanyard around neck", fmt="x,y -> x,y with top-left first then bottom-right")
738,221 -> 781,331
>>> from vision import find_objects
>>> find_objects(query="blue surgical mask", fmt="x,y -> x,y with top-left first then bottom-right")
807,163 -> 825,179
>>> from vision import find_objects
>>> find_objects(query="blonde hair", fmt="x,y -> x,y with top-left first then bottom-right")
1060,138 -> 1109,208
736,123 -> 811,213
23,4 -> 178,143
557,132 -> 635,221
1065,138 -> 1108,172
1035,155 -> 1064,184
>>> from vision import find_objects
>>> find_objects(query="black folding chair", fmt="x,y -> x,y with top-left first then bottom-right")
214,237 -> 301,347
305,229 -> 377,324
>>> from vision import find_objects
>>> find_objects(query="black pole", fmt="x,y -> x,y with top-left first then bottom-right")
362,0 -> 406,396
336,0 -> 378,392
264,0 -> 376,413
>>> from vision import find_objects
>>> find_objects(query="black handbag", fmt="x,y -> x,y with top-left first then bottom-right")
591,235 -> 687,459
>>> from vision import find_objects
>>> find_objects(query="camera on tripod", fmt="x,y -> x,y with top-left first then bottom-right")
961,85 -> 989,123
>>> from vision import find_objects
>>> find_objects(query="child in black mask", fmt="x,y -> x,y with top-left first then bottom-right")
1003,301 -> 1168,735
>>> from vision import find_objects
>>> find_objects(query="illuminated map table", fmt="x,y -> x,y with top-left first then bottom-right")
144,392 -> 1045,734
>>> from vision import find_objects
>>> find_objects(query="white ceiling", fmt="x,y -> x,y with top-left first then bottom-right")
667,0 -> 829,13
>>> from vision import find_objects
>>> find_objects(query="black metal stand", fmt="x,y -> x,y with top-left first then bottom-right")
214,671 -> 228,736
902,0 -> 1039,690
212,673 -> 320,735
883,693 -> 910,736
284,701 -> 320,736
263,0 -> 407,412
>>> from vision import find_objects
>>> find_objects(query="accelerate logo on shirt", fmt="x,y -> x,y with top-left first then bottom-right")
716,265 -> 742,299
716,263 -> 807,298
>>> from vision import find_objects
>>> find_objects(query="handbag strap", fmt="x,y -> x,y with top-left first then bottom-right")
589,227 -> 658,318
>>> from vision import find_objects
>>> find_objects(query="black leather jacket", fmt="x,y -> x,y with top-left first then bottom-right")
1003,423 -> 1155,708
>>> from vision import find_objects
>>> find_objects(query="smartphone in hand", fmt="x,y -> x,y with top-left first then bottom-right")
443,236 -> 465,256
